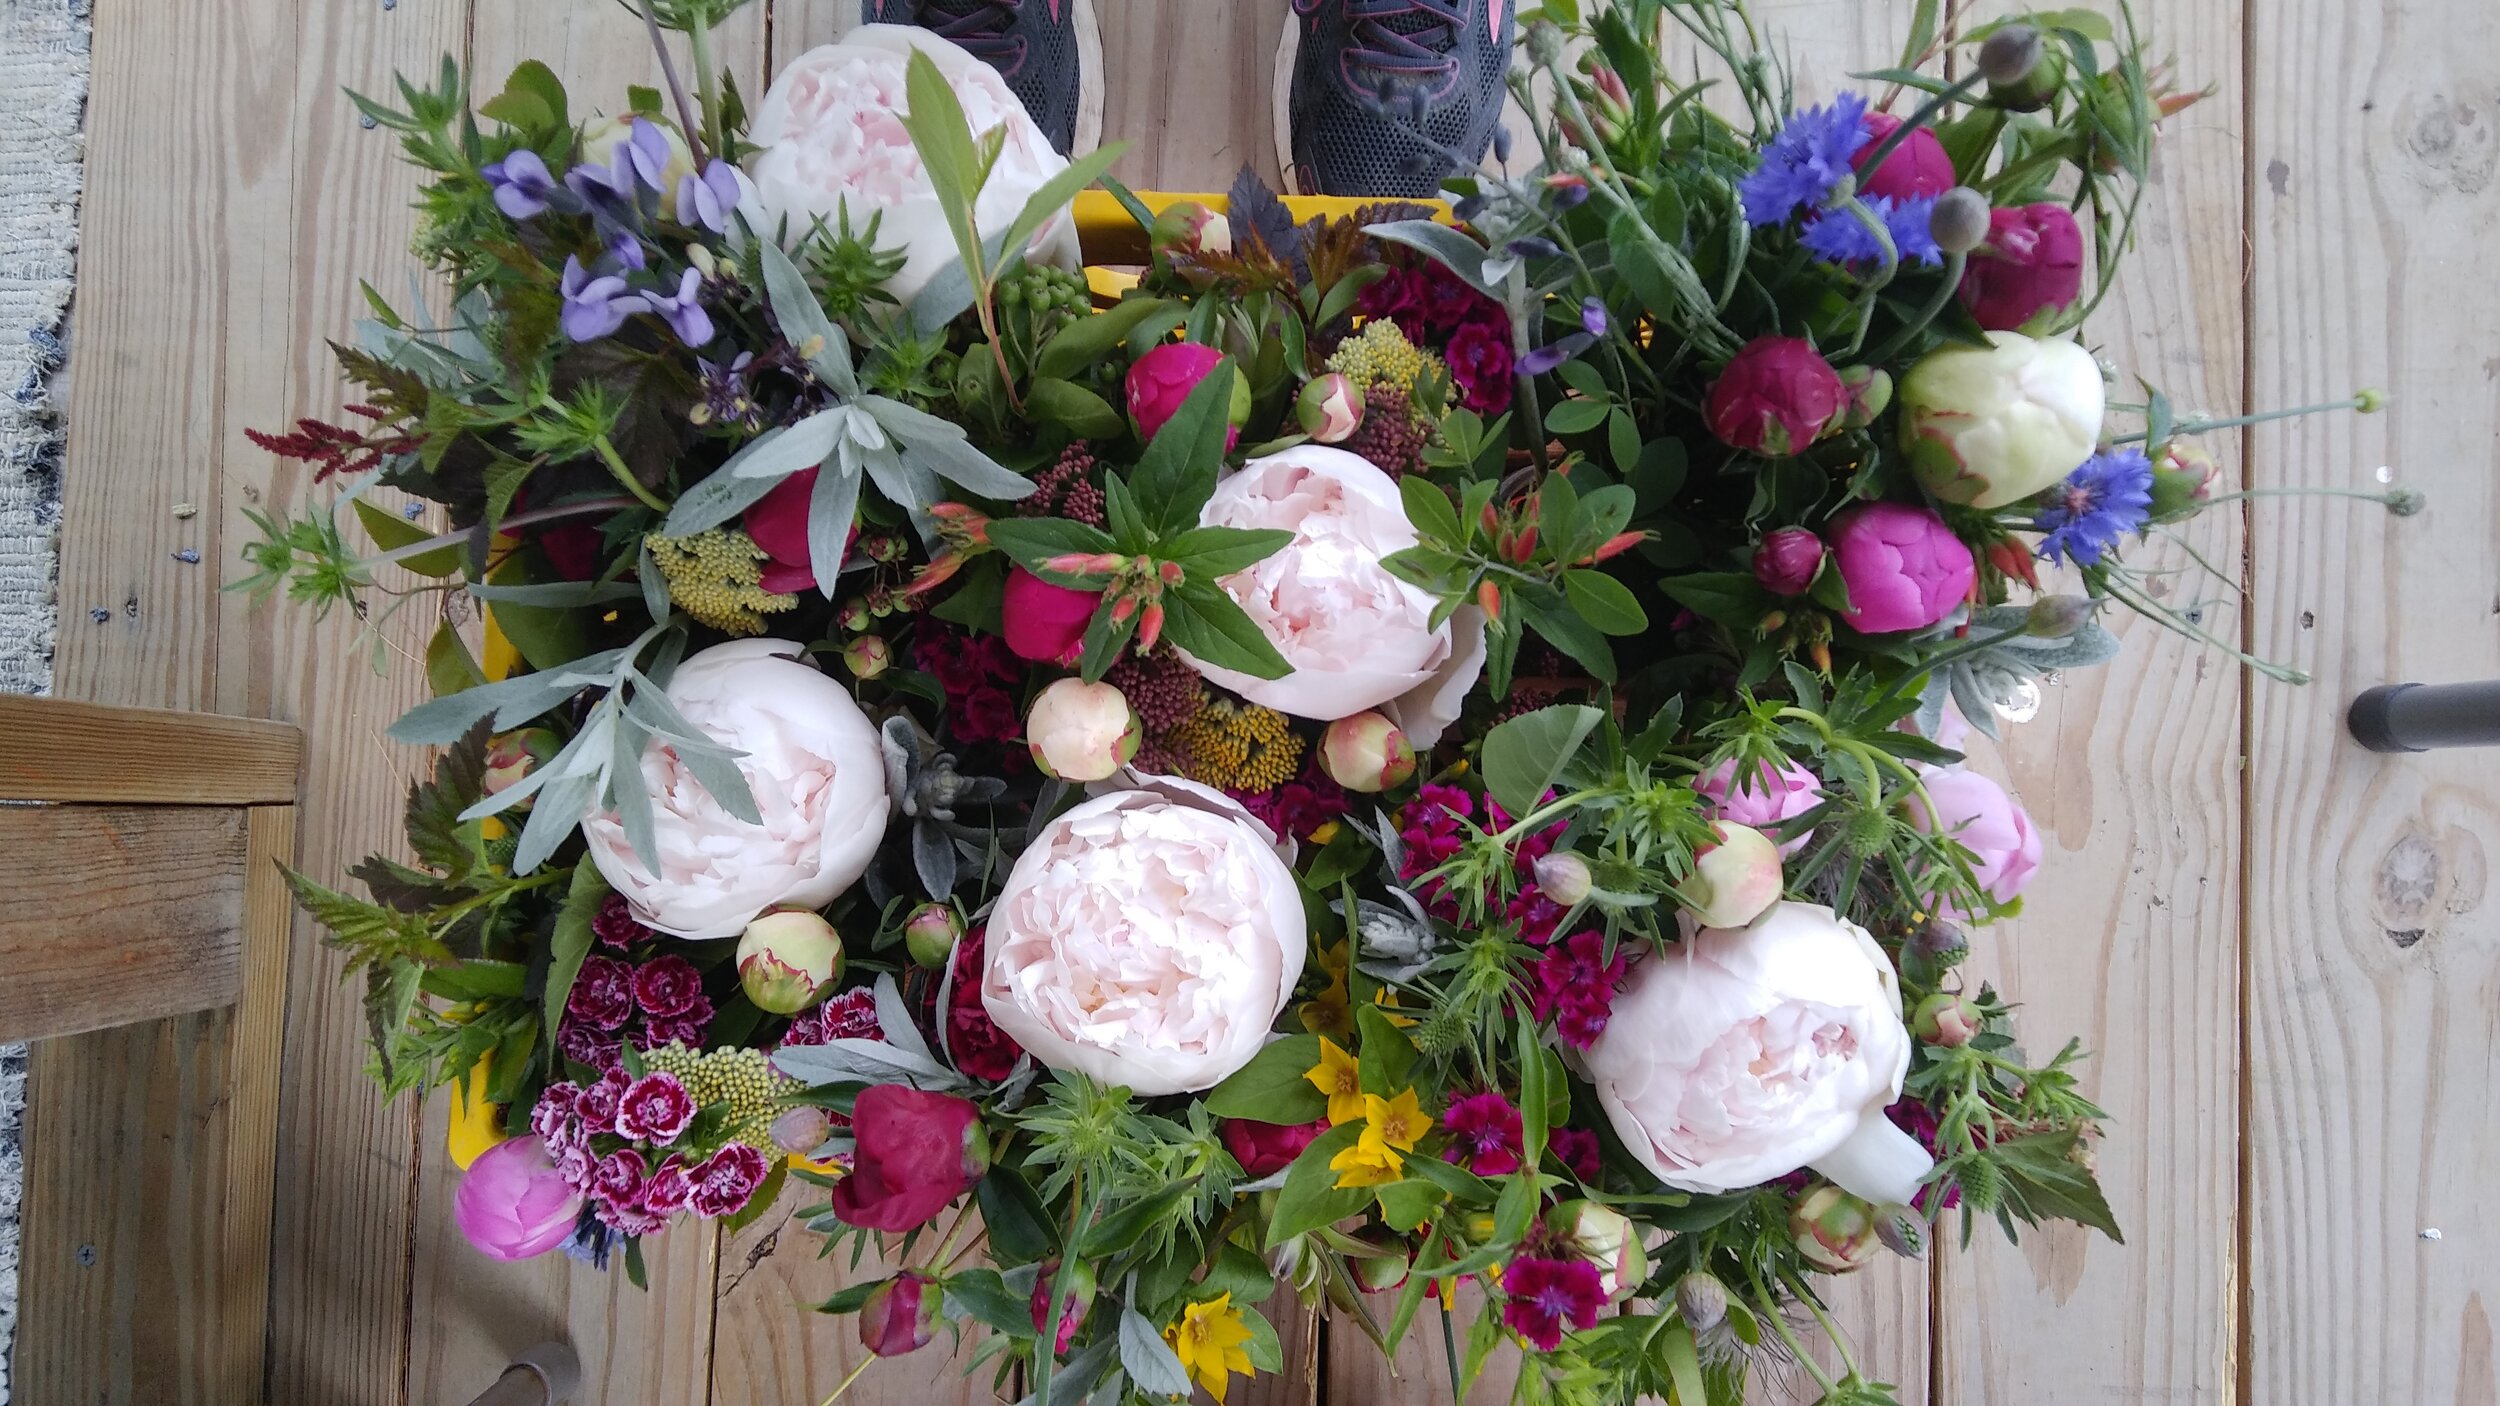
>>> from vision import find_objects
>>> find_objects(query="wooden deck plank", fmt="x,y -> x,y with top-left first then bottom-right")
2241,1 -> 2500,1401
0,695 -> 302,804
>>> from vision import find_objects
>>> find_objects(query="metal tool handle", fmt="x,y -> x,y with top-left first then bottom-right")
2347,680 -> 2500,753
463,1343 -> 581,1406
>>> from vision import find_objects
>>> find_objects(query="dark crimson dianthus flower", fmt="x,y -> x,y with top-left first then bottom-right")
1499,1256 -> 1607,1351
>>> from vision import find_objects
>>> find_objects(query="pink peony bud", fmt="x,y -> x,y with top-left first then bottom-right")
452,1134 -> 583,1262
769,1105 -> 835,1157
1001,567 -> 1102,668
1127,342 -> 1247,448
1910,991 -> 1983,1048
1826,502 -> 1977,635
1682,821 -> 1785,930
1026,678 -> 1141,783
1318,711 -> 1417,793
482,728 -> 561,799
1751,527 -> 1827,597
858,1270 -> 944,1357
1852,112 -> 1956,201
903,902 -> 963,970
1296,373 -> 1366,443
1959,203 -> 2086,332
1029,1258 -> 1097,1355
735,909 -> 845,1015
1149,199 -> 1231,259
1705,336 -> 1849,457
1532,851 -> 1593,906
1791,1183 -> 1883,1272
841,635 -> 892,680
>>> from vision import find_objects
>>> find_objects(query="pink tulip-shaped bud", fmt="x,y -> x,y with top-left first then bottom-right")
1683,821 -> 1784,929
858,1270 -> 944,1357
1297,373 -> 1367,443
482,728 -> 562,799
1002,567 -> 1103,668
452,1134 -> 583,1262
1791,1183 -> 1884,1272
903,902 -> 963,970
1319,711 -> 1418,793
1852,111 -> 1956,202
1029,1257 -> 1096,1354
736,909 -> 844,1015
841,635 -> 892,680
1149,199 -> 1231,259
1026,678 -> 1141,783
1706,336 -> 1849,457
770,1105 -> 835,1158
1751,528 -> 1827,597
1910,991 -> 1983,1048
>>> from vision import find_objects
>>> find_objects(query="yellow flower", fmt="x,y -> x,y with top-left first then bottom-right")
445,1055 -> 506,1171
1304,1037 -> 1366,1126
1165,1293 -> 1256,1404
1326,320 -> 1439,397
1299,941 -> 1353,1040
1362,1088 -> 1432,1152
1167,696 -> 1303,791
1329,1128 -> 1406,1189
644,529 -> 798,636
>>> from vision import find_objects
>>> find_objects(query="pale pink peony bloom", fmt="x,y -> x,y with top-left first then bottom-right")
1581,902 -> 1930,1204
1185,446 -> 1483,737
584,640 -> 889,940
746,25 -> 1080,303
1693,756 -> 1823,856
1906,764 -> 2042,915
982,777 -> 1306,1096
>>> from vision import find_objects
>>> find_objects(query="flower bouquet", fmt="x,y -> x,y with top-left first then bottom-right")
245,2 -> 2403,1402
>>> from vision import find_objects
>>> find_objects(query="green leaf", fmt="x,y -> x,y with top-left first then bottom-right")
1297,821 -> 1372,893
1027,377 -> 1125,439
353,498 -> 459,577
1519,584 -> 1617,680
1404,1154 -> 1495,1205
1659,571 -> 1773,629
285,867 -> 452,971
1992,1132 -> 2124,1241
1156,526 -> 1293,578
1354,1005 -> 1418,1098
1265,1123 -> 1374,1247
996,141 -> 1132,283
1078,1181 -> 1198,1257
1161,579 -> 1291,679
425,622 -> 486,699
1607,409 -> 1642,476
543,860 -> 608,1041
418,959 -> 527,1002
1203,1033 -> 1326,1122
944,1268 -> 1037,1338
1374,1179 -> 1446,1233
1660,1323 -> 1708,1406
816,1280 -> 882,1316
483,549 -> 590,671
1562,569 -> 1649,635
1544,397 -> 1611,436
1127,358 -> 1240,537
1517,1012 -> 1551,1160
1627,437 -> 1687,511
984,516 -> 1121,580
1399,474 -> 1462,545
976,1166 -> 1060,1261
1480,704 -> 1603,821
1035,296 -> 1175,382
1538,470 -> 1582,558
1240,1306 -> 1284,1373
898,50 -> 985,283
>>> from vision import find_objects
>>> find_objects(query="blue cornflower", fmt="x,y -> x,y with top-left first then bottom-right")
1799,194 -> 1942,270
1738,93 -> 1871,228
2034,448 -> 2155,566
480,149 -> 556,219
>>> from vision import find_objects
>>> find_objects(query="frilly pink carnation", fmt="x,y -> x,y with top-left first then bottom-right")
1826,501 -> 1976,634
615,1071 -> 698,1145
1693,757 -> 1824,857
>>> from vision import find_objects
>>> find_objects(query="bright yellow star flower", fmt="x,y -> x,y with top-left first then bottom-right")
1329,1127 -> 1407,1188
1165,1293 -> 1256,1404
1362,1088 -> 1433,1152
1304,1036 -> 1366,1125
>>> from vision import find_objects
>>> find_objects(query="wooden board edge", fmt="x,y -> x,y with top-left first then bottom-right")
0,695 -> 305,805
222,803 -> 298,1403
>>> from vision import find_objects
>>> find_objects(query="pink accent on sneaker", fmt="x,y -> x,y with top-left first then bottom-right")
1487,0 -> 1500,46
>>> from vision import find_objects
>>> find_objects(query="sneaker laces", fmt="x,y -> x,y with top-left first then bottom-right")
1340,0 -> 1464,94
911,0 -> 1021,64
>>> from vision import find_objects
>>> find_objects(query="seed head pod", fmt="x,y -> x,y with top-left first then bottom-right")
1930,186 -> 1995,256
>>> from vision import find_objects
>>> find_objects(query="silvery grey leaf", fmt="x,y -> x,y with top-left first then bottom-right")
512,768 -> 597,875
772,1038 -> 967,1091
619,685 -> 760,826
906,229 -> 1013,337
465,579 -> 642,608
914,822 -> 959,898
809,457 -> 863,599
1366,220 -> 1505,298
760,238 -> 857,398
638,542 -> 669,625
609,716 -> 661,873
859,439 -> 947,549
874,973 -> 942,1070
1949,669 -> 2001,741
860,395 -> 1038,501
661,433 -> 804,536
1117,1308 -> 1193,1399
391,666 -> 598,744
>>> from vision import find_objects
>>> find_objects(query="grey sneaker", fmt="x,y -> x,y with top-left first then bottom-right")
1276,0 -> 1515,198
861,0 -> 1103,156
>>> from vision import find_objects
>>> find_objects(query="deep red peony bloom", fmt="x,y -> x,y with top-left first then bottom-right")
1852,111 -> 1956,201
1958,202 -> 2086,332
1706,336 -> 1847,457
1446,320 -> 1515,415
947,929 -> 1027,1081
1500,1256 -> 1608,1351
631,954 -> 706,1018
1001,567 -> 1101,668
1223,1117 -> 1329,1178
1443,1092 -> 1526,1177
742,466 -> 859,594
829,1085 -> 989,1232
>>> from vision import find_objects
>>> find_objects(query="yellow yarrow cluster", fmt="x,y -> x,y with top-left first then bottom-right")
1326,320 -> 1440,397
644,529 -> 796,636
638,1042 -> 792,1152
1167,697 -> 1302,791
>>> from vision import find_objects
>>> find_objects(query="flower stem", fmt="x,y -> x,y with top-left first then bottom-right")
815,1354 -> 875,1406
592,435 -> 673,513
1856,70 -> 1989,176
1746,1280 -> 1840,1396
1863,249 -> 1967,364
635,0 -> 707,165
2108,395 -> 2375,444
687,9 -> 723,157
1784,1271 -> 1863,1384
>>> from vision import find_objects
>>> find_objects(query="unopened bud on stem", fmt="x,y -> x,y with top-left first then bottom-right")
1977,24 -> 2044,88
1930,187 -> 1994,256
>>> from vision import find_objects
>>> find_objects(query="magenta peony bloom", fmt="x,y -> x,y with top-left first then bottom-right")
1500,1256 -> 1608,1351
1706,337 -> 1847,456
1127,342 -> 1237,447
631,954 -> 706,1018
1751,526 -> 1827,596
1851,112 -> 1956,201
615,1071 -> 698,1145
453,1134 -> 583,1261
1907,765 -> 2043,914
1443,1092 -> 1526,1176
1693,757 -> 1824,857
1959,203 -> 2086,332
1223,1117 -> 1329,1179
1001,566 -> 1101,668
830,1086 -> 988,1231
1826,502 -> 1976,634
1446,320 -> 1515,414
